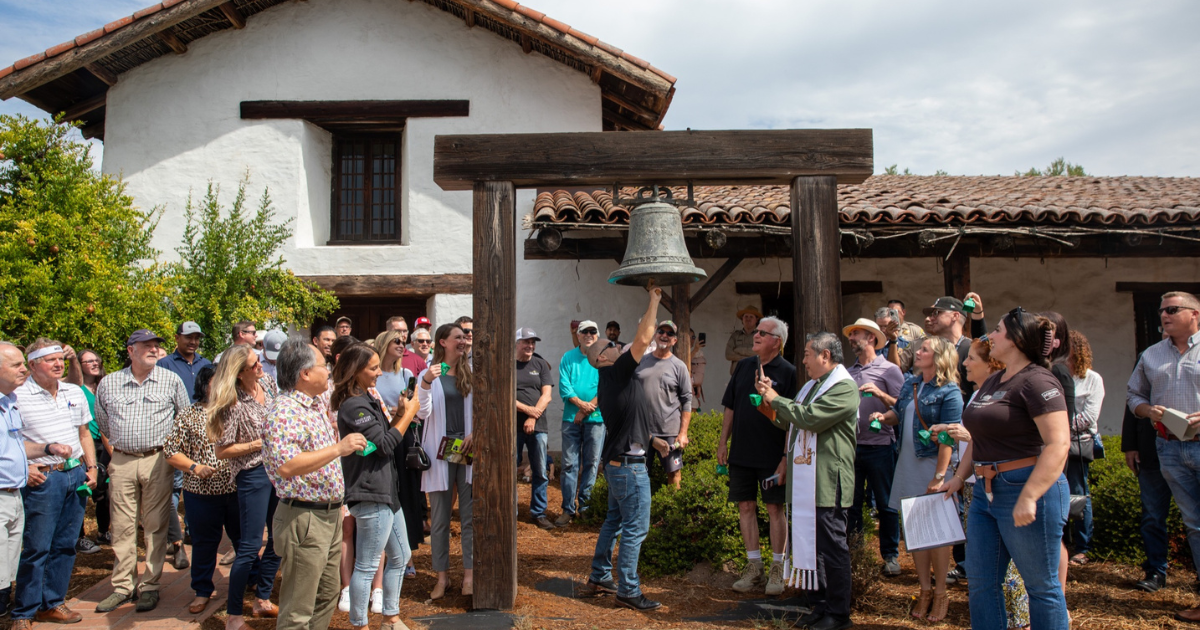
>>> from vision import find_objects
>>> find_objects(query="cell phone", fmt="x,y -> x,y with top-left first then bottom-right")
698,332 -> 706,344
407,376 -> 417,392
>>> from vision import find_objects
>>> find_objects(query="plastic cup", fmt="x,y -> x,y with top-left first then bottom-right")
917,429 -> 932,446
440,362 -> 451,375
749,394 -> 763,407
716,464 -> 729,476
358,441 -> 377,456
869,418 -> 883,433
64,457 -> 81,470
76,484 -> 92,498
861,391 -> 873,398
938,431 -> 955,446
963,298 -> 977,313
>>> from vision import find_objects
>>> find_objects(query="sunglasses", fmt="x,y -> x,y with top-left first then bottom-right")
578,328 -> 598,335
391,339 -> 405,345
656,329 -> 677,337
1159,306 -> 1198,316
414,339 -> 431,344
753,329 -> 780,338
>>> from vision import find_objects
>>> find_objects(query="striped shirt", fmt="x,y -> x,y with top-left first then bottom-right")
95,366 -> 192,453
16,378 -> 90,466
1128,331 -> 1200,416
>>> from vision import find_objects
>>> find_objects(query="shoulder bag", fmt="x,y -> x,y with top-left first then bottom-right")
405,423 -> 431,471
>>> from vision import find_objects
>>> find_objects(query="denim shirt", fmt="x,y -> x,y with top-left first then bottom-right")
892,373 -> 964,458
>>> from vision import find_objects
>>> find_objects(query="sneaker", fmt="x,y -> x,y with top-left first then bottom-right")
95,591 -> 135,613
554,513 -> 573,528
615,593 -> 661,611
96,532 -> 112,546
534,515 -> 555,530
948,565 -> 967,585
765,562 -> 786,596
882,556 -> 901,577
134,590 -> 159,613
173,544 -> 190,570
1135,572 -> 1167,593
732,561 -> 765,593
371,588 -> 383,614
338,586 -> 350,613
76,537 -> 102,555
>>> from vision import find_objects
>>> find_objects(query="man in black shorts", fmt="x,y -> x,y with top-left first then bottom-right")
717,315 -> 798,595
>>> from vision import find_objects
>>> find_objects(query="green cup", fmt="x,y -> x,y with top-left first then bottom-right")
63,457 -> 81,471
75,484 -> 92,498
869,418 -> 883,433
358,441 -> 377,456
715,464 -> 729,476
440,362 -> 451,374
938,430 -> 955,446
749,394 -> 763,407
917,429 -> 932,446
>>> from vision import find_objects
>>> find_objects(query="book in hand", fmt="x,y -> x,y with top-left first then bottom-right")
1160,408 -> 1200,441
438,436 -> 473,465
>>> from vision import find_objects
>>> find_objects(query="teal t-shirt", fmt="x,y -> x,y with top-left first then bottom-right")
558,347 -> 602,424
83,386 -> 100,440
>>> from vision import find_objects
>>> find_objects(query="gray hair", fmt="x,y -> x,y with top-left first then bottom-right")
760,316 -> 789,349
806,331 -> 844,365
276,335 -> 317,391
874,306 -> 899,323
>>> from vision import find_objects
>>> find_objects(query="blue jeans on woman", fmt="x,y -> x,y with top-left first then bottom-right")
966,464 -> 1069,630
228,465 -> 280,615
589,461 -> 650,598
560,422 -> 605,516
1064,457 -> 1092,554
348,502 -> 412,627
183,491 -> 240,597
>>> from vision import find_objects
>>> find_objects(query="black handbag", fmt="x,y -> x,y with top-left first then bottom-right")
406,429 -> 431,471
1068,431 -> 1095,463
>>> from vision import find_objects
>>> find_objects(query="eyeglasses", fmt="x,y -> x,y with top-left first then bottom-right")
656,329 -> 677,337
578,328 -> 598,335
391,339 -> 405,345
754,329 -> 780,338
414,339 -> 431,344
243,329 -> 257,336
1160,306 -> 1198,316
80,359 -> 100,365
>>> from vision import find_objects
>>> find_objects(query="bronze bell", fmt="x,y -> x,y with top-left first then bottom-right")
608,201 -> 707,287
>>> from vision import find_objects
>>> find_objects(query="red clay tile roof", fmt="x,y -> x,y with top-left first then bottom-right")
531,176 -> 1200,228
0,0 -> 674,134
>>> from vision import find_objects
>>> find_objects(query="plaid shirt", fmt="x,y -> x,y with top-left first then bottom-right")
1128,330 -> 1200,417
96,366 -> 191,453
263,389 -> 344,502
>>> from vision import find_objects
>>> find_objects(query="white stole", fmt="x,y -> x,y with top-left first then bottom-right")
786,363 -> 855,590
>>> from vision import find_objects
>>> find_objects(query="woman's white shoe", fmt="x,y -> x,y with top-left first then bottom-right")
337,586 -> 350,613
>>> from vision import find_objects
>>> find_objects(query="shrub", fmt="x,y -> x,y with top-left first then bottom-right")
1088,434 -> 1189,568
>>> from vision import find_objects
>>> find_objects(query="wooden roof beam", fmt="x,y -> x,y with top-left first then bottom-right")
84,63 -> 117,86
219,2 -> 246,29
601,91 -> 658,122
600,107 -> 647,131
61,93 -> 105,122
0,0 -> 227,100
156,28 -> 188,55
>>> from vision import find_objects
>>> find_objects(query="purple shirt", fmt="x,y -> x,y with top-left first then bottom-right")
848,353 -> 905,446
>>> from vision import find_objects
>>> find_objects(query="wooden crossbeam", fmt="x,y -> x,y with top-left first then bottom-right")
61,94 -> 106,121
434,129 -> 874,190
690,257 -> 743,312
156,28 -> 188,55
601,91 -> 658,122
84,63 -> 117,86
299,274 -> 471,297
219,2 -> 246,29
241,100 -> 470,120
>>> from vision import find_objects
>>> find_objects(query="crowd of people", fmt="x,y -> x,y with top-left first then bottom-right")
0,288 -> 1197,630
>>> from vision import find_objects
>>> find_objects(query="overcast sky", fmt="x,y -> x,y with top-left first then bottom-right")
2,0 -> 1197,176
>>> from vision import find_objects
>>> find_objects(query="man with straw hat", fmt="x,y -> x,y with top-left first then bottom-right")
843,317 -> 906,577
726,305 -> 762,375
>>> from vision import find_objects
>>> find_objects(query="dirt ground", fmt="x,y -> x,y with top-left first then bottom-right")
62,480 -> 1200,629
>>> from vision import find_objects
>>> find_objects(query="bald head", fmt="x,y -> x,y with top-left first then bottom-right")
0,343 -> 29,396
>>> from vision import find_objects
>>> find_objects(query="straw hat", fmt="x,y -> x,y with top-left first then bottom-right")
842,318 -> 887,350
736,305 -> 763,320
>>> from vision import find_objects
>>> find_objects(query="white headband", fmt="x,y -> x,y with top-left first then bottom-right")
27,345 -> 64,362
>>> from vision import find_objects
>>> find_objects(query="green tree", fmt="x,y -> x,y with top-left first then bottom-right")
169,178 -> 338,358
883,164 -> 912,175
1017,157 -> 1088,177
0,115 -> 172,366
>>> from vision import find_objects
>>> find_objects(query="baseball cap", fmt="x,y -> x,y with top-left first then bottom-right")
657,320 -> 679,333
515,327 -> 541,342
415,317 -> 432,329
335,316 -> 352,326
262,329 -> 288,361
605,320 -> 621,330
922,297 -> 965,317
126,329 -> 165,346
577,320 -> 599,333
176,321 -> 204,336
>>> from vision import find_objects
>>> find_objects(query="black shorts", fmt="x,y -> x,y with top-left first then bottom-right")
728,463 -> 786,504
648,444 -> 684,474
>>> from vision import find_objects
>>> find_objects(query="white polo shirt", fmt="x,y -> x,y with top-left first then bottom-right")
16,378 -> 90,466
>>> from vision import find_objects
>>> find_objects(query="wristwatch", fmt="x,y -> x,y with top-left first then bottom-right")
934,472 -> 946,481
189,463 -> 198,473
43,443 -> 54,455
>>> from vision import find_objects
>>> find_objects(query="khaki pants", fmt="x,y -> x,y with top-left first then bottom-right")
0,491 -> 23,584
273,502 -> 342,630
107,450 -> 173,595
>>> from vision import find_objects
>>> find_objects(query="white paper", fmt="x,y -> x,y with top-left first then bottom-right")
1160,408 -> 1199,441
900,493 -> 967,553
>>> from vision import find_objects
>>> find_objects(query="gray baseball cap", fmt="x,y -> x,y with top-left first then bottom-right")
262,329 -> 288,361
176,321 -> 204,336
515,327 -> 541,342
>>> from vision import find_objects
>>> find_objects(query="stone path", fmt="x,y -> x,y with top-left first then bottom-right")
63,542 -> 232,630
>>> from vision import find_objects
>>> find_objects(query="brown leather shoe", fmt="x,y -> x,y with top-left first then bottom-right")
35,604 -> 84,624
11,619 -> 34,630
1176,607 -> 1200,624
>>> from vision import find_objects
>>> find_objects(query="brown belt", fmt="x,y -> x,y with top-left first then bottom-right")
0,488 -> 17,493
115,447 -> 163,457
974,456 -> 1039,501
36,463 -> 66,473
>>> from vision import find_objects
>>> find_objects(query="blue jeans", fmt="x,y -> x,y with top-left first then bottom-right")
590,462 -> 650,598
966,465 -> 1069,630
348,502 -> 411,626
1155,437 -> 1200,573
1063,458 -> 1093,554
228,465 -> 280,615
183,491 -> 240,597
13,466 -> 86,619
168,469 -> 184,545
1138,465 -> 1172,577
849,444 -> 900,559
516,430 -> 548,518
560,422 -> 605,516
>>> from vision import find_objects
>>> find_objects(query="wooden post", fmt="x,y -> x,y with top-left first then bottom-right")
672,283 -> 692,373
471,180 -> 517,610
943,249 -> 971,299
791,176 -> 843,360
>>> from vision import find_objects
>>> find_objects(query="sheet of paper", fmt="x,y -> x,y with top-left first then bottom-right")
900,493 -> 967,553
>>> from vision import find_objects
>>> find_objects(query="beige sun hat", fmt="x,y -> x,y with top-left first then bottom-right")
842,318 -> 887,350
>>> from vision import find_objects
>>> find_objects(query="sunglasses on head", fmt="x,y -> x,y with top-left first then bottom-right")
1160,305 -> 1198,316
578,328 -> 598,335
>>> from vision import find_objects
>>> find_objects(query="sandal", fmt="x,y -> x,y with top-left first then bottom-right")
1069,553 -> 1089,566
927,589 -> 949,623
911,589 -> 932,619
430,580 -> 448,601
188,596 -> 210,614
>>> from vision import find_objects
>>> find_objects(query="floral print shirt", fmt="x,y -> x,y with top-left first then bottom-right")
263,389 -> 344,502
163,404 -> 237,496
215,377 -> 278,476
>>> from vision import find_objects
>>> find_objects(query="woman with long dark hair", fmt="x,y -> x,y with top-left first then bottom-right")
332,344 -> 417,630
937,308 -> 1071,630
419,323 -> 474,600
164,366 -> 239,615
868,337 -> 963,622
207,345 -> 280,630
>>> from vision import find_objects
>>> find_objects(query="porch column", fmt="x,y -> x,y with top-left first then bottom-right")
791,175 -> 843,354
943,249 -> 971,298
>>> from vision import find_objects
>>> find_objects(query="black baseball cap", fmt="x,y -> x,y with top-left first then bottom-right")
922,297 -> 965,316
126,329 -> 166,346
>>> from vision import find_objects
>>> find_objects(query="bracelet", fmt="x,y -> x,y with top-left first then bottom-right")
189,463 -> 197,473
43,443 -> 53,456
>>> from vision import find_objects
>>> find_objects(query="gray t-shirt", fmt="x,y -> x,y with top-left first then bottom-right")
631,353 -> 693,438
440,374 -> 466,438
